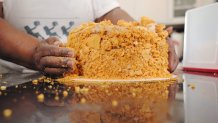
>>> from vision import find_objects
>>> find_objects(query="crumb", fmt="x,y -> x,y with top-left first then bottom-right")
63,91 -> 68,97
3,109 -> 12,118
75,86 -> 80,93
112,100 -> 118,107
37,94 -> 45,103
80,98 -> 86,104
32,80 -> 38,85
48,85 -> 52,89
2,81 -> 7,84
188,84 -> 196,90
132,92 -> 136,97
55,96 -> 59,101
0,86 -> 6,91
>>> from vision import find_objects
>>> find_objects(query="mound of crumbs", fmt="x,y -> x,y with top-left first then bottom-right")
66,17 -> 171,79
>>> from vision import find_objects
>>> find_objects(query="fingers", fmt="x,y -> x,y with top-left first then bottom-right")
166,26 -> 173,35
44,37 -> 64,47
43,68 -> 68,76
33,37 -> 76,76
167,39 -> 179,72
35,45 -> 74,58
39,56 -> 75,68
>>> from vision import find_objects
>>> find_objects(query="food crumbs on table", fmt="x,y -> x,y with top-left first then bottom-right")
37,94 -> 45,103
75,86 -> 80,93
32,80 -> 38,85
48,85 -> 52,89
0,86 -> 7,91
63,91 -> 68,97
3,109 -> 12,118
80,98 -> 86,104
55,96 -> 59,101
112,100 -> 118,107
188,84 -> 196,90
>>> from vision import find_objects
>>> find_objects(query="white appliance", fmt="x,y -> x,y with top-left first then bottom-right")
183,3 -> 218,73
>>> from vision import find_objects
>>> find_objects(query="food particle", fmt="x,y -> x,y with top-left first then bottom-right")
2,81 -> 7,84
75,86 -> 80,93
63,91 -> 68,97
188,84 -> 196,90
55,96 -> 59,101
37,94 -> 45,103
80,88 -> 89,94
32,80 -> 38,85
3,109 -> 12,118
132,92 -> 136,97
112,100 -> 118,107
48,85 -> 52,89
0,86 -> 7,91
80,98 -> 86,104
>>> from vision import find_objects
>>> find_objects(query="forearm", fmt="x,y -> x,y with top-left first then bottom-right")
96,7 -> 134,24
0,18 -> 39,69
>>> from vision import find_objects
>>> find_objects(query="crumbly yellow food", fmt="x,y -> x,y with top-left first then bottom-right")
66,17 -> 171,79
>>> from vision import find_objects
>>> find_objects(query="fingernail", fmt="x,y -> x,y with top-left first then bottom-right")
67,52 -> 74,57
67,61 -> 74,68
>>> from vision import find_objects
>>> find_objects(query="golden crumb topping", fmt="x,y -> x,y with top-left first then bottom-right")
66,17 -> 171,79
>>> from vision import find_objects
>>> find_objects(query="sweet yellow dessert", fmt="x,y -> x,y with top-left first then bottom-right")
66,17 -> 171,79
57,17 -> 177,123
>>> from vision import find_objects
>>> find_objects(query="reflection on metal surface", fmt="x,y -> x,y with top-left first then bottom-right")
184,73 -> 218,123
0,73 -> 182,123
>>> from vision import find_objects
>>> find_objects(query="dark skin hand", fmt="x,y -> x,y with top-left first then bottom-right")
0,2 -> 75,76
33,37 -> 75,76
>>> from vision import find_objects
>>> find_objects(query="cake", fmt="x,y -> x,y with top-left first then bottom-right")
66,17 -> 171,79
58,17 -> 177,123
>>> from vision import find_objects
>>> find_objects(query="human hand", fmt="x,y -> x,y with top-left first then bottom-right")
33,37 -> 76,76
166,27 -> 179,72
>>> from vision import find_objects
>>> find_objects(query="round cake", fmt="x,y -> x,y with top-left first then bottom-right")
66,17 -> 171,79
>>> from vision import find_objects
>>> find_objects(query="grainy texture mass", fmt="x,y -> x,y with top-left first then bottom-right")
66,17 -> 171,79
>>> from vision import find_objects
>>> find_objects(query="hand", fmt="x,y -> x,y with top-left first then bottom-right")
166,27 -> 179,73
33,37 -> 75,76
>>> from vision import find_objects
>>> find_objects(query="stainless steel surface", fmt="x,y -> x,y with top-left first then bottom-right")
0,71 -> 217,123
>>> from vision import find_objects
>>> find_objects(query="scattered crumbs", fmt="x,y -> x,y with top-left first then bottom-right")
32,80 -> 38,85
80,98 -> 86,104
48,85 -> 52,89
63,91 -> 68,97
3,109 -> 13,118
0,86 -> 7,91
188,84 -> 196,90
112,100 -> 118,107
37,94 -> 45,103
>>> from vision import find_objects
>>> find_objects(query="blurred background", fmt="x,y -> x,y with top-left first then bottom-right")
118,0 -> 218,62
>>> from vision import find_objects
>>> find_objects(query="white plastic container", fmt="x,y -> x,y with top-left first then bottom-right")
183,3 -> 218,73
